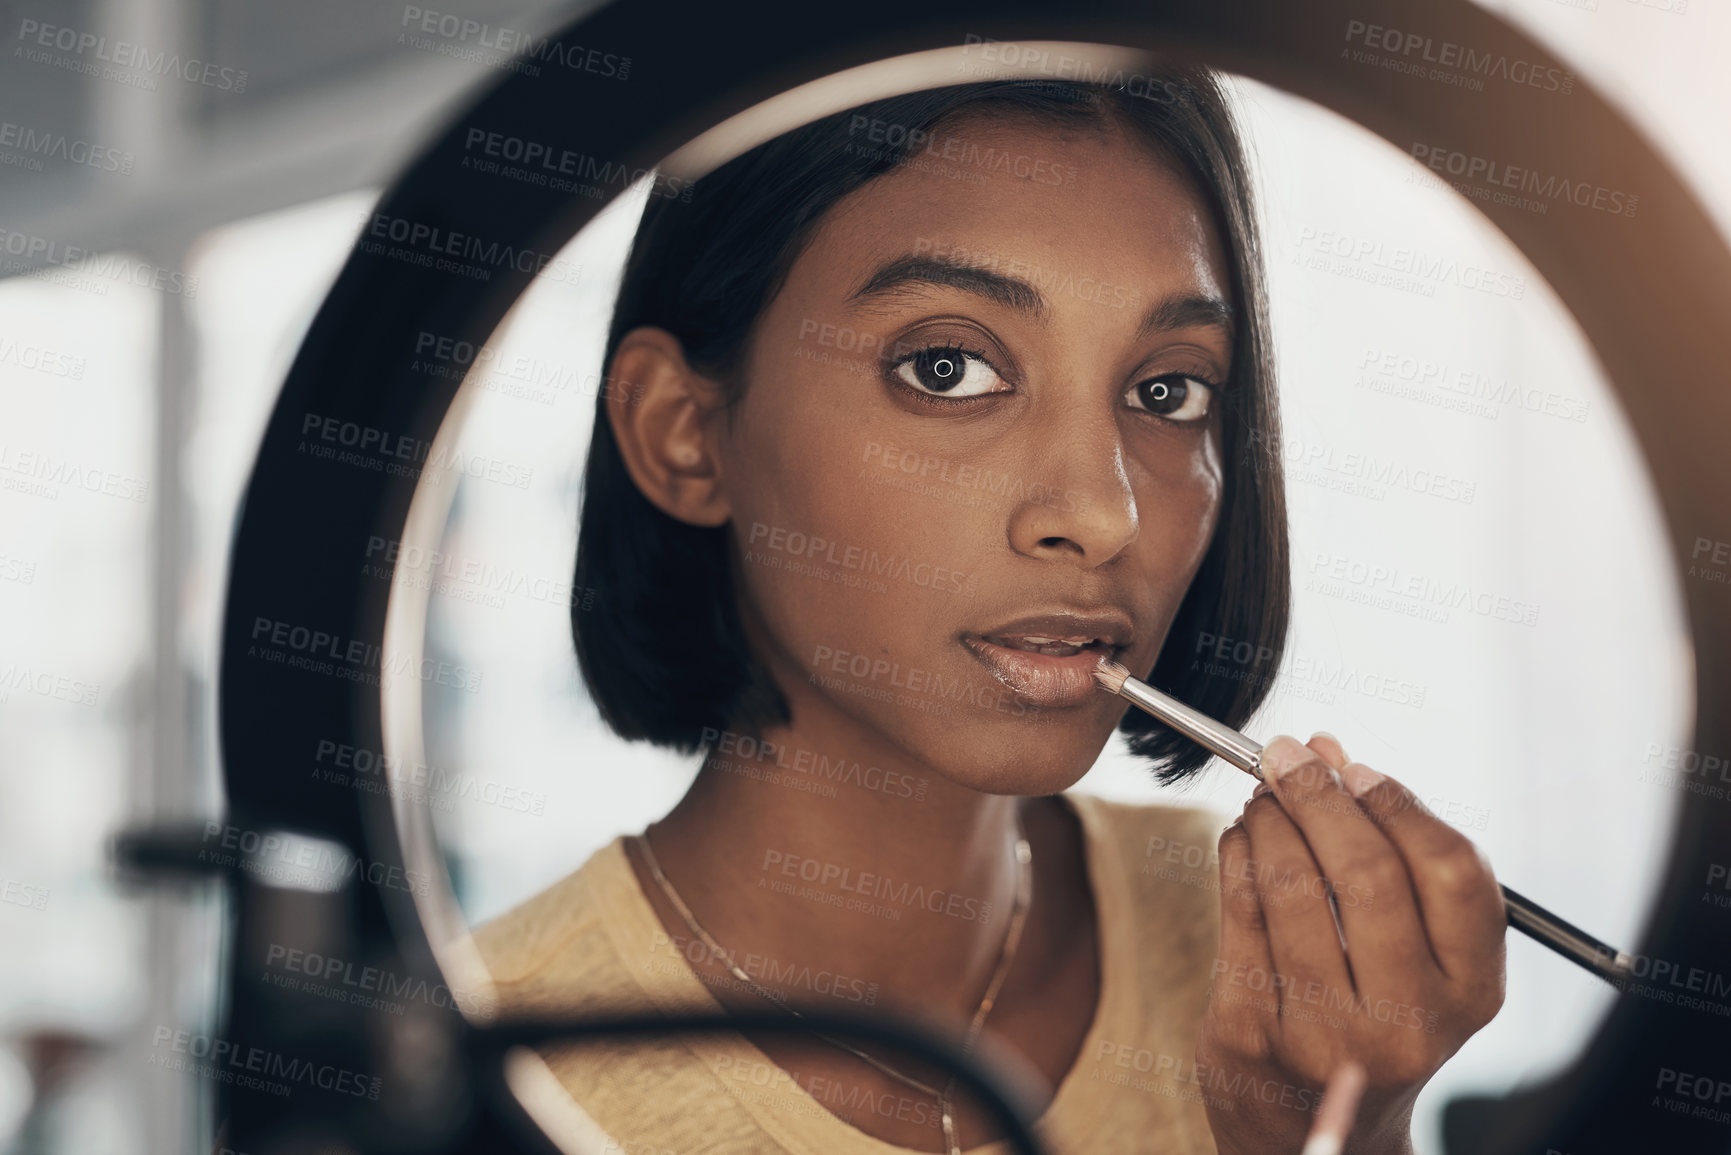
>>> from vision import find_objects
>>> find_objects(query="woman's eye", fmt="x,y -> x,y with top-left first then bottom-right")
1124,374 -> 1214,422
891,347 -> 1008,399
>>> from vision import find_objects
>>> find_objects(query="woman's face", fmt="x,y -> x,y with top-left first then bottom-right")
715,110 -> 1234,796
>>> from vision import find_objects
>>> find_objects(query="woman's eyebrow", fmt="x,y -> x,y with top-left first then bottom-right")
843,252 -> 1234,342
1138,293 -> 1235,343
845,254 -> 1043,315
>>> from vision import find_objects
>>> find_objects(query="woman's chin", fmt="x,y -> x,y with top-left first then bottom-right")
923,743 -> 1101,798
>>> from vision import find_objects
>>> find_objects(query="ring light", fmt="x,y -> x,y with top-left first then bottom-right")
217,2 -> 1731,1151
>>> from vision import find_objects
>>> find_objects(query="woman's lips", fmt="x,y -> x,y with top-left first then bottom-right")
960,634 -> 1118,708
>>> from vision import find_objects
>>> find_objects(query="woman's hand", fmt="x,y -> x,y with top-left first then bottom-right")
1198,733 -> 1507,1155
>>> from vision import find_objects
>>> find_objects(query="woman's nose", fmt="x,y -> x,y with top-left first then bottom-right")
1004,413 -> 1139,568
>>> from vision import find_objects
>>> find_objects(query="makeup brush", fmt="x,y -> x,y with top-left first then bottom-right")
1092,658 -> 1636,986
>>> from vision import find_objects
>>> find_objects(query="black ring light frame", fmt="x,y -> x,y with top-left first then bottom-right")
210,0 -> 1731,1151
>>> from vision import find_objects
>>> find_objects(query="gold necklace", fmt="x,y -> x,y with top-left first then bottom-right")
633,822 -> 1033,1155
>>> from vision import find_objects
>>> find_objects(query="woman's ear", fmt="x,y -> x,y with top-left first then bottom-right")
605,326 -> 732,527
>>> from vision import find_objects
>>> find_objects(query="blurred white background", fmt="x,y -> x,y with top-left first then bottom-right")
0,0 -> 1721,1151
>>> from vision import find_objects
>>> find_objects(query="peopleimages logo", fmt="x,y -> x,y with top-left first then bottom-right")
14,19 -> 249,92
1089,1040 -> 1324,1114
312,738 -> 548,816
363,535 -> 594,612
745,521 -> 976,597
759,848 -> 994,923
860,440 -> 1084,513
807,643 -> 1037,720
1305,550 -> 1541,627
357,212 -> 584,286
0,878 -> 49,911
148,1027 -> 380,1099
398,6 -> 630,79
0,444 -> 149,504
647,931 -> 880,1006
461,129 -> 692,200
248,615 -> 484,694
1409,143 -> 1638,218
958,35 -> 1190,104
0,336 -> 86,379
298,412 -> 534,490
0,662 -> 99,708
1355,346 -> 1589,424
0,120 -> 134,174
1342,19 -> 1574,93
264,944 -> 494,1016
1292,226 -> 1525,300
1653,1067 -> 1731,1125
911,237 -> 1132,309
699,726 -> 928,801
1246,429 -> 1478,506
0,228 -> 198,296
198,822 -> 434,897
845,117 -> 1078,187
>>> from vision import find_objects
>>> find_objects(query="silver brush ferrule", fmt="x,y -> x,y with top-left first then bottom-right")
1116,675 -> 1265,780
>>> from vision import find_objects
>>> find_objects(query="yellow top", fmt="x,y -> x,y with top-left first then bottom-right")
472,793 -> 1227,1154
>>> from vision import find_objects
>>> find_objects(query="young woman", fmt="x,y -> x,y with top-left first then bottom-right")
474,68 -> 1506,1155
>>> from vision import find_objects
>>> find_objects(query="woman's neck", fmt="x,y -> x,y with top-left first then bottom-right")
639,704 -> 1037,1027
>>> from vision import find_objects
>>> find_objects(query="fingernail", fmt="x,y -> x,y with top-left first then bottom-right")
1252,781 -> 1271,799
1311,729 -> 1346,757
1340,761 -> 1385,797
1260,735 -> 1308,782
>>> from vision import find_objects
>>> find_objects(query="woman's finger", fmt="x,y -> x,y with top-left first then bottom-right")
1240,792 -> 1356,1004
1260,737 -> 1436,985
1210,820 -> 1281,1054
1347,767 -> 1507,985
1305,731 -> 1350,773
1245,733 -> 1343,805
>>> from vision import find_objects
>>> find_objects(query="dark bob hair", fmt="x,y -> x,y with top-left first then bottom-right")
571,68 -> 1290,785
